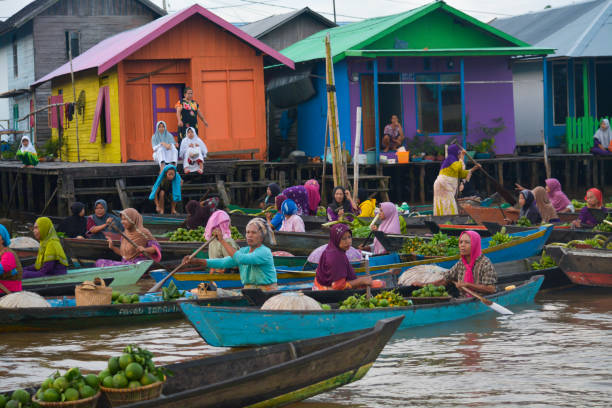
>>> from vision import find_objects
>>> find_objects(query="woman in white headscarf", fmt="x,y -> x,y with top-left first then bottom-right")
151,121 -> 178,171
16,136 -> 38,167
592,119 -> 612,155
179,126 -> 207,174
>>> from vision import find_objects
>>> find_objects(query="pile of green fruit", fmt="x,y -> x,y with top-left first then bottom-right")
168,227 -> 206,242
112,291 -> 140,304
401,236 -> 425,254
411,284 -> 450,298
571,199 -> 587,210
230,226 -> 244,240
531,251 -> 556,270
401,233 -> 458,257
99,345 -> 168,391
33,368 -> 99,403
162,281 -> 186,301
316,206 -> 327,217
489,227 -> 515,246
0,389 -> 32,408
517,216 -> 532,227
339,290 -> 412,309
593,215 -> 612,232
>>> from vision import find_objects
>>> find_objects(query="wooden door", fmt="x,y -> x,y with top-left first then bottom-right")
361,75 -> 375,151
153,84 -> 183,139
124,82 -> 152,161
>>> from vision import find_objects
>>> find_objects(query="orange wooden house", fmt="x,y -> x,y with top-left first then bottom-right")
34,5 -> 294,163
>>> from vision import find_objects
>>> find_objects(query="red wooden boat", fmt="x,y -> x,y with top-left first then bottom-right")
545,246 -> 612,287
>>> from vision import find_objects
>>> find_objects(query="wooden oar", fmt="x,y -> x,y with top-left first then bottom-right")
458,284 -> 513,315
148,238 -> 213,293
109,224 -> 169,272
461,149 -> 517,206
0,282 -> 12,295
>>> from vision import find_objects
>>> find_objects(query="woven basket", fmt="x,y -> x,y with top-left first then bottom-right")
75,277 -> 113,306
33,391 -> 101,408
100,380 -> 164,407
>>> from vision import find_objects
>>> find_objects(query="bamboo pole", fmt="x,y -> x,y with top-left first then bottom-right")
69,38 -> 80,162
353,106 -> 362,203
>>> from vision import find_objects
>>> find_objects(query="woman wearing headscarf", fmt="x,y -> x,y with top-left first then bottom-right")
179,127 -> 207,174
86,199 -> 123,239
0,225 -> 23,292
532,187 -> 560,223
184,218 -> 278,290
152,121 -> 178,171
16,136 -> 38,167
205,210 -> 240,271
359,202 -> 401,255
545,178 -> 574,213
149,165 -> 182,214
327,186 -> 359,221
413,231 -> 497,295
95,208 -> 161,267
571,188 -> 608,228
57,202 -> 87,238
519,190 -> 542,225
266,194 -> 286,230
433,144 -> 480,216
279,199 -> 305,232
183,200 -> 212,230
591,119 -> 612,155
314,224 -> 381,291
22,217 -> 69,279
264,183 -> 281,208
281,179 -> 321,216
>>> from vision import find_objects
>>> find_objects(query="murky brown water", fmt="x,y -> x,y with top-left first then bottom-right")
1,286 -> 611,407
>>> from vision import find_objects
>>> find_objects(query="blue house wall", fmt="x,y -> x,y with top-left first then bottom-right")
297,59 -> 351,157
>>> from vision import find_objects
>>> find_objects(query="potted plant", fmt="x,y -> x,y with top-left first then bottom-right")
471,117 -> 504,158
473,137 -> 495,159
406,131 -> 425,161
420,133 -> 437,161
433,144 -> 445,161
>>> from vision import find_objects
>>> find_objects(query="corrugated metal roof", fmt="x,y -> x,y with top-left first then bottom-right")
0,0 -> 166,35
241,7 -> 335,38
490,0 -> 612,57
33,4 -> 294,86
281,1 -> 533,63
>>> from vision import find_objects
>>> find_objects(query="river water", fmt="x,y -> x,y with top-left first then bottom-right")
1,286 -> 611,407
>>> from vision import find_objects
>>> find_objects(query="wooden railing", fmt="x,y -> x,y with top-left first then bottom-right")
565,116 -> 609,153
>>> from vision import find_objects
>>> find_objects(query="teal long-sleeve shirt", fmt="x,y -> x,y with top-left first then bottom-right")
206,245 -> 277,286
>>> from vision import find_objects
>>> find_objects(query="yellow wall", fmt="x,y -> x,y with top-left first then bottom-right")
51,68 -> 122,163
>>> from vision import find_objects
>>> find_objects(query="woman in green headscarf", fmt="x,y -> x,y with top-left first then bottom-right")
22,217 -> 69,279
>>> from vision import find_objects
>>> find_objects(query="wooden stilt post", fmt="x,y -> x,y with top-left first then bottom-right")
115,178 -> 131,209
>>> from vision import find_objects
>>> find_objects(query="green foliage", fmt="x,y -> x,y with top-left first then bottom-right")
593,215 -> 612,232
517,217 -> 532,227
41,138 -> 60,158
531,251 -> 556,270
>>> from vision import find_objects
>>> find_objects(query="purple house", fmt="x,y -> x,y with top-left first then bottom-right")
278,1 -> 552,159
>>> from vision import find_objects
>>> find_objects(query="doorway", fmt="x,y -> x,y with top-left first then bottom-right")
153,84 -> 184,139
360,74 -> 403,152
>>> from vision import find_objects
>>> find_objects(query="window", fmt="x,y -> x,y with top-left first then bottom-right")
552,63 -> 568,125
416,73 -> 462,134
596,62 -> 612,118
574,62 -> 584,118
65,31 -> 80,60
12,37 -> 17,77
12,104 -> 19,128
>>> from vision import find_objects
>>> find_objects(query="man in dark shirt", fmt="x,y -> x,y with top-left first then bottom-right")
175,87 -> 208,144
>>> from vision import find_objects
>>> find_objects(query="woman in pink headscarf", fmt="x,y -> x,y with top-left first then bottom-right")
413,231 -> 497,295
358,202 -> 401,255
281,179 -> 321,216
205,210 -> 239,272
545,178 -> 574,213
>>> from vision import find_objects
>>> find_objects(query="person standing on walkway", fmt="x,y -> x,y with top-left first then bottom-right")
175,87 -> 208,144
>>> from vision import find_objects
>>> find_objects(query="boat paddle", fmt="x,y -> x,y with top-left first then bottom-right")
148,238 -> 214,293
461,148 -> 517,206
0,282 -> 12,295
456,283 -> 513,315
109,223 -> 169,271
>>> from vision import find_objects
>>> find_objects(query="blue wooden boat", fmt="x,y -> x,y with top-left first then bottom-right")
22,260 -> 152,286
180,275 -> 544,347
0,293 -> 248,333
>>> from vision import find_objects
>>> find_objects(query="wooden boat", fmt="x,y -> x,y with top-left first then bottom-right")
180,275 -> 543,347
150,226 -> 552,291
0,295 -> 248,333
462,204 -> 577,225
11,278 -> 114,298
545,245 -> 612,287
242,258 -> 568,306
22,260 -> 152,286
0,317 -> 399,408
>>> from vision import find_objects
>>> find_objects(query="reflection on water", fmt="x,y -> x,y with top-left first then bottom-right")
1,287 -> 611,407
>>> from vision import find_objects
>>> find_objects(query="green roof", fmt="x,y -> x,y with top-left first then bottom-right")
281,1 -> 546,63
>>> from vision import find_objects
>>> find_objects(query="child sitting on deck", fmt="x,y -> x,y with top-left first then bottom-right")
16,136 -> 38,168
150,165 -> 182,215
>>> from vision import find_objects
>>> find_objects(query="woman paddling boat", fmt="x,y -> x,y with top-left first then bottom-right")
86,199 -> 123,240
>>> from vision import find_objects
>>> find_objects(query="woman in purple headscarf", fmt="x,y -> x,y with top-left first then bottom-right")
281,179 -> 321,216
433,144 -> 480,216
313,224 -> 383,291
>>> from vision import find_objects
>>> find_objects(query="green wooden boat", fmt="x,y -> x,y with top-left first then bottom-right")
22,260 -> 152,286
